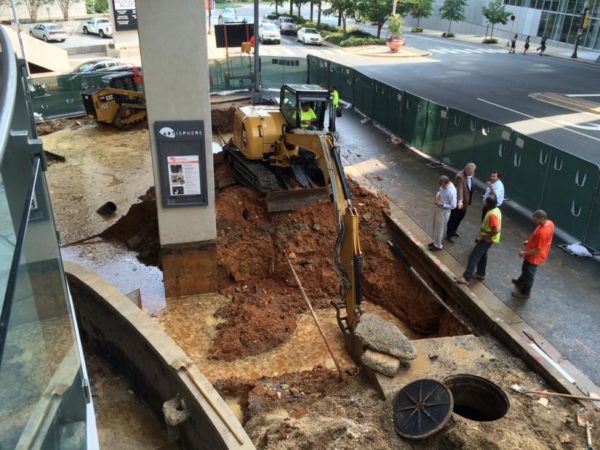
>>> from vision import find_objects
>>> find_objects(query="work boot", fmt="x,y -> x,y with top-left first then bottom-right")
511,278 -> 521,286
511,289 -> 530,300
455,276 -> 470,285
474,273 -> 485,280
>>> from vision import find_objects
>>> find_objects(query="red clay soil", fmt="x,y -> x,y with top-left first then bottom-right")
100,179 -> 463,363
212,182 -> 454,361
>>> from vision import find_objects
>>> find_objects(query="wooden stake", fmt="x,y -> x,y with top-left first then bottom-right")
525,389 -> 600,402
282,249 -> 346,381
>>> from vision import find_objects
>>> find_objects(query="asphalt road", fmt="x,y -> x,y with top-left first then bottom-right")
352,33 -> 600,164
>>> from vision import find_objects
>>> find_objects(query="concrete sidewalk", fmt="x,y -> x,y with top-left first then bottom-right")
336,108 -> 600,388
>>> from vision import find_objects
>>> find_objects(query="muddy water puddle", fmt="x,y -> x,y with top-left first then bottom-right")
61,242 -> 166,313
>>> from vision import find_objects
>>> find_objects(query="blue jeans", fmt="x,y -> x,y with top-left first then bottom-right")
515,260 -> 538,295
463,240 -> 492,281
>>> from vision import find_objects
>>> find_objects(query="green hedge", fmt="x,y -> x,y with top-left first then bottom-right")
324,29 -> 383,46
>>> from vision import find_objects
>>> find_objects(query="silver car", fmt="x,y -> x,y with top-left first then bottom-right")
277,16 -> 296,35
29,23 -> 68,42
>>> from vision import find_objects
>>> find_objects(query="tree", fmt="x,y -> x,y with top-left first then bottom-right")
357,0 -> 393,38
481,0 -> 511,38
21,0 -> 52,21
439,0 -> 467,33
57,0 -> 82,20
86,0 -> 109,14
271,0 -> 284,15
325,0 -> 355,32
410,0 -> 434,28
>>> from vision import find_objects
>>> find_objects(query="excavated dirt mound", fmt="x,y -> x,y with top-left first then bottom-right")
101,179 -> 463,362
212,182 -> 459,361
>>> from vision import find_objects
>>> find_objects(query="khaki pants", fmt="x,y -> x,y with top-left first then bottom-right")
432,207 -> 451,249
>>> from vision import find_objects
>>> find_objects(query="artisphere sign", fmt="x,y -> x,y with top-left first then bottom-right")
112,0 -> 138,31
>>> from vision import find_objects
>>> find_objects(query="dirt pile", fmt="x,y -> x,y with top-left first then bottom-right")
100,188 -> 160,266
212,182 -> 460,362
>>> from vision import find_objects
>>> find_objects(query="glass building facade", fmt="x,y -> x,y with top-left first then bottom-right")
504,0 -> 600,48
0,29 -> 98,448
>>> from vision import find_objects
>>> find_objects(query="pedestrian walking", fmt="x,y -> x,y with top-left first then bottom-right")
428,175 -> 457,252
481,170 -> 504,221
511,210 -> 555,299
509,34 -> 517,54
523,35 -> 530,54
456,195 -> 501,285
447,162 -> 476,242
537,34 -> 547,55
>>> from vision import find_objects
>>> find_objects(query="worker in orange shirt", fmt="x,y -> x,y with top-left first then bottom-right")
511,209 -> 555,299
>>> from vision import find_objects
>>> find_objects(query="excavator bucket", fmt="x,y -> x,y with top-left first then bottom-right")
266,187 -> 329,213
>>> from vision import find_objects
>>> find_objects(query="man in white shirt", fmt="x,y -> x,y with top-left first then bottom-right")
429,175 -> 457,252
482,170 -> 505,221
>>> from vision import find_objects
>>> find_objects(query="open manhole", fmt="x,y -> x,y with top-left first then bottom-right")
444,374 -> 510,422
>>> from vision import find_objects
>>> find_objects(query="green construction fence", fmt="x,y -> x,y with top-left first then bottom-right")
306,54 -> 600,251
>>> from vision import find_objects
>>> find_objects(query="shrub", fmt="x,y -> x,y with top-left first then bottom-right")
339,37 -> 385,46
411,27 -> 423,32
482,37 -> 498,44
442,32 -> 455,37
303,21 -> 339,32
388,14 -> 404,37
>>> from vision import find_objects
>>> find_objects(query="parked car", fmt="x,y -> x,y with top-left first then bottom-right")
259,23 -> 281,44
297,27 -> 322,45
262,13 -> 278,23
57,59 -> 135,90
222,7 -> 236,16
82,17 -> 113,38
277,16 -> 296,35
29,23 -> 67,42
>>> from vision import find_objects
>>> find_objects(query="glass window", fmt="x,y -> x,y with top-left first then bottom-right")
281,88 -> 298,127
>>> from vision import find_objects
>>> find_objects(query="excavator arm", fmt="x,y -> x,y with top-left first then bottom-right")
280,129 -> 363,336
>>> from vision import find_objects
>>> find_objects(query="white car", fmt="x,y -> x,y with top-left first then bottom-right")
297,27 -> 322,45
277,16 -> 296,35
82,18 -> 113,38
29,23 -> 67,43
259,23 -> 281,44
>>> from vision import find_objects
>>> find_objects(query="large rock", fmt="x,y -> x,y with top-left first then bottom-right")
354,313 -> 417,361
361,349 -> 401,377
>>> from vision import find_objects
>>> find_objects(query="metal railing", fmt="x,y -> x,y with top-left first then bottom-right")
0,26 -> 17,164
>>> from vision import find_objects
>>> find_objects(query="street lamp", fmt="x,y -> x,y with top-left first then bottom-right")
571,6 -> 590,59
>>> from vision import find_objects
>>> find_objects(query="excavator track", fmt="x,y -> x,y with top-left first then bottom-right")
223,145 -> 279,193
224,145 -> 329,212
112,104 -> 147,129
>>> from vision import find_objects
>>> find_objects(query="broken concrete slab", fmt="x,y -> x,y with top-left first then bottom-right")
361,349 -> 400,377
354,313 -> 417,361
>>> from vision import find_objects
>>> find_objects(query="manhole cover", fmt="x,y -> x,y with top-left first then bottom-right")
392,379 -> 453,440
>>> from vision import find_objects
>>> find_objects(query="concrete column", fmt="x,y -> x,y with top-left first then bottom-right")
137,0 -> 217,297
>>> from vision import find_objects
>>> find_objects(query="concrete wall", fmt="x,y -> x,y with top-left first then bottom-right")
0,3 -> 86,21
405,0 -> 543,42
65,262 -> 254,450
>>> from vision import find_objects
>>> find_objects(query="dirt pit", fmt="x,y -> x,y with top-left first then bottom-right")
42,116 -> 599,450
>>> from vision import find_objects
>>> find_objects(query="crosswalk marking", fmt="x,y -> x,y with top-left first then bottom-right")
428,46 -> 507,55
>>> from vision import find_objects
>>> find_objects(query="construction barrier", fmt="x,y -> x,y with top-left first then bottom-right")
509,133 -> 553,209
352,71 -> 374,118
539,152 -> 600,242
401,93 -> 429,151
421,101 -> 448,161
471,118 -> 513,180
442,109 -> 476,169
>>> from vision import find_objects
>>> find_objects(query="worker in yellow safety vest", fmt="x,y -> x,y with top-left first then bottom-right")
330,85 -> 341,119
300,103 -> 317,129
455,195 -> 502,285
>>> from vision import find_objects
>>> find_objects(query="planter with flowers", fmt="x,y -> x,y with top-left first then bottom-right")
386,14 -> 404,52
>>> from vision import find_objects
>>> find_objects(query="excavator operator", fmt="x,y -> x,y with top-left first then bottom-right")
300,102 -> 317,130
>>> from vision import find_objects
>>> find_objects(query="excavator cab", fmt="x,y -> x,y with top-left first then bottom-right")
280,84 -> 335,131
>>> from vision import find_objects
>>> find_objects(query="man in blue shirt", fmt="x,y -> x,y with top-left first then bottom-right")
482,170 -> 504,221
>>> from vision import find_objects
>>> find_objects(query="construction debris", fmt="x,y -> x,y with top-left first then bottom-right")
361,350 -> 401,377
354,313 -> 417,361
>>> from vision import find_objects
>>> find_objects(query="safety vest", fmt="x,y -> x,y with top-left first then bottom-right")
300,108 -> 316,128
332,90 -> 339,108
479,207 -> 502,243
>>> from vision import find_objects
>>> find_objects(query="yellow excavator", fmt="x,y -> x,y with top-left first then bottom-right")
81,70 -> 147,129
224,84 -> 365,360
